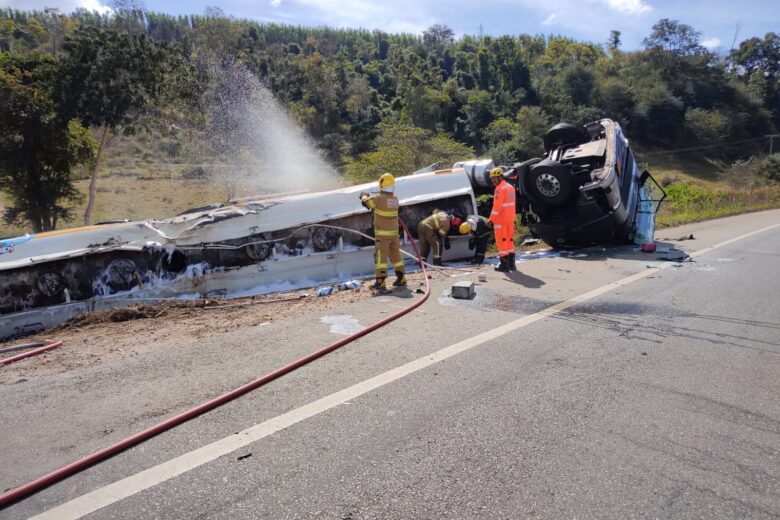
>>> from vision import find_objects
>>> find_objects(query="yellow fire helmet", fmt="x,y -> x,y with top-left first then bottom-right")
459,222 -> 472,235
379,172 -> 395,191
489,167 -> 504,178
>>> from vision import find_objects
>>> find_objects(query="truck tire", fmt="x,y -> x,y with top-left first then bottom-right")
543,123 -> 588,153
528,160 -> 574,205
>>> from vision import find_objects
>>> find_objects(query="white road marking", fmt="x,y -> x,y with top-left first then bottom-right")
31,222 -> 780,520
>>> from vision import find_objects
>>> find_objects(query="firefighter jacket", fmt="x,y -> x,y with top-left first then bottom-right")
361,192 -> 400,237
420,210 -> 451,238
466,215 -> 492,239
489,179 -> 516,225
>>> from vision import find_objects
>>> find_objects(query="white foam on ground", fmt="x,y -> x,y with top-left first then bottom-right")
320,315 -> 363,335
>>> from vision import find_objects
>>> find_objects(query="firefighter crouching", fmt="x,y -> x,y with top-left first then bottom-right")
458,214 -> 491,265
489,167 -> 517,272
417,211 -> 462,266
360,173 -> 406,293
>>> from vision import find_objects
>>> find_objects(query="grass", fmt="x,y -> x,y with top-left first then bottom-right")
636,152 -> 780,227
0,175 -> 219,237
656,186 -> 780,227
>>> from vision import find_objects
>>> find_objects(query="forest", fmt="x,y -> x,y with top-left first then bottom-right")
1,6 -> 779,232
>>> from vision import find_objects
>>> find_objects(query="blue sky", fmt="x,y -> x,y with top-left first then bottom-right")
3,0 -> 777,51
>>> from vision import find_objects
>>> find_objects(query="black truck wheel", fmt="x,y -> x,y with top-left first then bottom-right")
543,123 -> 588,153
528,160 -> 574,205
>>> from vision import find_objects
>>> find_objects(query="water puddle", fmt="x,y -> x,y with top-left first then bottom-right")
438,287 -> 554,315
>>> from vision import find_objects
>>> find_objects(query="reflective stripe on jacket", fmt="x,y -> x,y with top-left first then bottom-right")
489,180 -> 516,224
363,192 -> 399,237
420,211 -> 450,238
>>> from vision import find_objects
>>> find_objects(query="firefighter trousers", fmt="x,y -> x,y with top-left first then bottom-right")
375,236 -> 405,278
472,234 -> 490,263
417,223 -> 442,264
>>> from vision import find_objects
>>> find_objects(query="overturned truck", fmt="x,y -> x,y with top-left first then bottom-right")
460,118 -> 665,248
0,118 -> 662,338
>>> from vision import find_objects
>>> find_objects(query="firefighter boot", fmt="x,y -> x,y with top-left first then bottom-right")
370,277 -> 389,294
494,256 -> 510,272
508,253 -> 516,271
393,273 -> 407,287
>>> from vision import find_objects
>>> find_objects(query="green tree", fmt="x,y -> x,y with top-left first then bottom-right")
55,26 -> 183,225
684,108 -> 729,143
607,30 -> 621,51
0,53 -> 95,231
345,119 -> 473,182
642,19 -> 704,56
423,24 -> 454,47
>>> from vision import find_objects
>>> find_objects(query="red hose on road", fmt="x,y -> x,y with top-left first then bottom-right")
0,341 -> 62,366
0,219 -> 428,508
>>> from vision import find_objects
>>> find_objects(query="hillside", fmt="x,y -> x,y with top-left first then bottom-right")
1,9 -> 779,235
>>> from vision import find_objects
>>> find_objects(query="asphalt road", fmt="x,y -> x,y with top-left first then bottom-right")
1,210 -> 779,519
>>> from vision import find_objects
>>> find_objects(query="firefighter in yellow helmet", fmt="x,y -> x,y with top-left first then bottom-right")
458,214 -> 492,265
417,210 -> 461,266
488,167 -> 516,272
359,173 -> 405,293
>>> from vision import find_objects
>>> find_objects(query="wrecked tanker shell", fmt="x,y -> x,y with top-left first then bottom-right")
0,171 -> 477,339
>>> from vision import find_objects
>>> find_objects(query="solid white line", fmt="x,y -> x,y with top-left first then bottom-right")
31,222 -> 780,520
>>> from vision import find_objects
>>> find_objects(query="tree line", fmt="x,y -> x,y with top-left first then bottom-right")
1,6 -> 779,231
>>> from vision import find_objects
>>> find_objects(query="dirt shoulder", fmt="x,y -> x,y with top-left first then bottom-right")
0,269 -> 453,385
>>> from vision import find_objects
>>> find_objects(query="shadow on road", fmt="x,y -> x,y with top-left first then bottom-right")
503,270 -> 546,288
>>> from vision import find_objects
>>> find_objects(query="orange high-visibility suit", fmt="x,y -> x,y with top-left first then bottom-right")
489,178 -> 516,258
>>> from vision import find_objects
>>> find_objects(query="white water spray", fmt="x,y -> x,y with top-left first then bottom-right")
198,60 -> 342,199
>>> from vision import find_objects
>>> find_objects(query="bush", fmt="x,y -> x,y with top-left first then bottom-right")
663,183 -> 722,210
758,154 -> 780,182
723,155 -> 779,193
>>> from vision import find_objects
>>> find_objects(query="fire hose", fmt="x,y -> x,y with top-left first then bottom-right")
0,218 -> 428,508
0,341 -> 63,366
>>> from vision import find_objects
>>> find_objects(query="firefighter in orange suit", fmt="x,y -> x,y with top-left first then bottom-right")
360,173 -> 406,293
488,167 -> 516,272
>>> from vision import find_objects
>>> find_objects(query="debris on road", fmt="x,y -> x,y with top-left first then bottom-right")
338,280 -> 361,291
657,254 -> 693,263
661,234 -> 696,241
237,453 -> 252,461
316,286 -> 335,297
451,281 -> 475,299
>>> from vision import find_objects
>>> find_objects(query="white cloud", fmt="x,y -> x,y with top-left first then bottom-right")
290,0 -> 431,34
601,0 -> 651,15
271,0 -> 282,6
541,13 -> 557,26
3,0 -> 112,14
701,37 -> 721,49
78,0 -> 112,14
